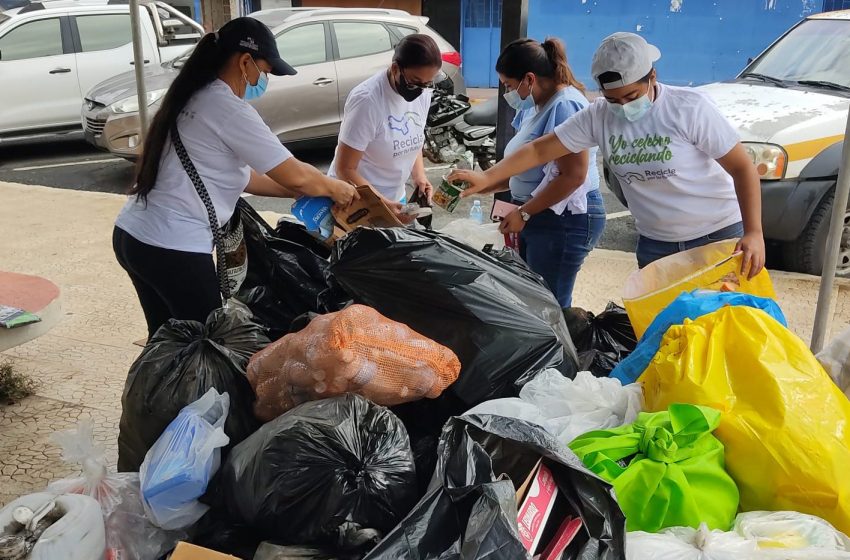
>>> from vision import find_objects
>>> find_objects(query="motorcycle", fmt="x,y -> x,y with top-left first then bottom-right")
424,74 -> 497,170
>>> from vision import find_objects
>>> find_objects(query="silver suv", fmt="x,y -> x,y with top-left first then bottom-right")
81,7 -> 465,159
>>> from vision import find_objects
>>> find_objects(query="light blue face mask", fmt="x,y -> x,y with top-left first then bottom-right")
243,58 -> 269,101
503,79 -> 535,112
610,84 -> 654,122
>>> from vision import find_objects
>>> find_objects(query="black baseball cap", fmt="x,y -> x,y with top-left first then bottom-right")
217,17 -> 297,77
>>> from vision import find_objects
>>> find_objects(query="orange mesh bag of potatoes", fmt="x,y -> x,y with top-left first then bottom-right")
247,304 -> 461,422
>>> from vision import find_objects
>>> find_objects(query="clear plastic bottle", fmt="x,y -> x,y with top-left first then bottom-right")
469,200 -> 484,225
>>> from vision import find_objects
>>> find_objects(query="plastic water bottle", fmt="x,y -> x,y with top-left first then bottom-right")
292,196 -> 335,240
469,200 -> 484,225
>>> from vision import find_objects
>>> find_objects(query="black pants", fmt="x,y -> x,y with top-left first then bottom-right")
113,226 -> 221,340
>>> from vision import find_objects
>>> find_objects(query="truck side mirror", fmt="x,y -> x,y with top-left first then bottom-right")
747,57 -> 753,65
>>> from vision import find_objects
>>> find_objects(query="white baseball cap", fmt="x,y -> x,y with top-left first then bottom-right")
591,32 -> 661,90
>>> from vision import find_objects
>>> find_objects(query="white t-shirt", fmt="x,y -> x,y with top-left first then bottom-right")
554,83 -> 742,242
116,79 -> 292,253
329,70 -> 432,202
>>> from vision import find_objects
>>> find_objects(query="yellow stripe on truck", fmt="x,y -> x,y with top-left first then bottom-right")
785,134 -> 844,162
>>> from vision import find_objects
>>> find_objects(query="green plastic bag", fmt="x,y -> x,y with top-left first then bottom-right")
569,403 -> 739,533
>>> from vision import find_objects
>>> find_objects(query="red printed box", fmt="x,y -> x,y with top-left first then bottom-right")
516,462 -> 559,554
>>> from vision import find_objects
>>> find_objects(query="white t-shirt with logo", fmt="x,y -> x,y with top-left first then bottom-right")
554,83 -> 742,242
116,80 -> 292,253
329,70 -> 432,202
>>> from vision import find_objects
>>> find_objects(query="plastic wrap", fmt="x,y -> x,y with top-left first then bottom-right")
466,369 -> 642,444
46,421 -> 182,560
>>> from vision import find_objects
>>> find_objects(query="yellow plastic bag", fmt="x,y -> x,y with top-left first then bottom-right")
640,305 -> 850,534
623,240 -> 775,338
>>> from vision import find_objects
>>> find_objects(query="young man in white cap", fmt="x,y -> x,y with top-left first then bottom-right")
450,32 -> 765,278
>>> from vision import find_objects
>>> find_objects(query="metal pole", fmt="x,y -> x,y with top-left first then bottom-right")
810,110 -> 850,353
130,0 -> 150,142
494,0 -> 528,161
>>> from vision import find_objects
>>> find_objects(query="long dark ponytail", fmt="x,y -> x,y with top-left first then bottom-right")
130,33 -> 236,200
496,37 -> 585,94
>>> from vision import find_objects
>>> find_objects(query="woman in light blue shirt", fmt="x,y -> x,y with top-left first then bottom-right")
489,38 -> 605,307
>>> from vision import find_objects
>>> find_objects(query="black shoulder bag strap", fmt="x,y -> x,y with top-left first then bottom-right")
170,127 -> 232,301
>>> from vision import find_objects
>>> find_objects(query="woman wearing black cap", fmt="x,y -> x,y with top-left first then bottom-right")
113,17 -> 358,339
330,34 -> 443,206
451,32 -> 766,279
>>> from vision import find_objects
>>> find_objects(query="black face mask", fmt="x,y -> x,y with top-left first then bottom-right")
397,72 -> 423,102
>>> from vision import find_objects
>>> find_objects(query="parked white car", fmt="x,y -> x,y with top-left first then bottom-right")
0,0 -> 201,143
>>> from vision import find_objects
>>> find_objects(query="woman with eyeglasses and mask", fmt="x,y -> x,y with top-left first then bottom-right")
451,32 -> 766,279
330,34 -> 443,206
113,17 -> 358,340
484,37 -> 604,308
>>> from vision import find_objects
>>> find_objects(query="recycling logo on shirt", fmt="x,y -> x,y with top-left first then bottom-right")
388,112 -> 424,158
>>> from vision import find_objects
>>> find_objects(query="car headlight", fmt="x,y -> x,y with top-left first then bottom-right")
743,142 -> 787,180
110,88 -> 167,114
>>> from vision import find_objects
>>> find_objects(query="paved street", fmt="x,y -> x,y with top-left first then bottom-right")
0,136 -> 638,252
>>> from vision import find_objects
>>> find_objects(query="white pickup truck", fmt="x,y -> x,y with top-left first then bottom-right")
0,0 -> 202,143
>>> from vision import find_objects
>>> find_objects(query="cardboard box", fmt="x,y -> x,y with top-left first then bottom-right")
539,516 -> 583,560
170,542 -> 240,559
331,185 -> 403,237
516,461 -> 560,554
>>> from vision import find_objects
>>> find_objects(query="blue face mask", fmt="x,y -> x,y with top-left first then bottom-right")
610,84 -> 654,122
243,58 -> 269,101
503,79 -> 535,112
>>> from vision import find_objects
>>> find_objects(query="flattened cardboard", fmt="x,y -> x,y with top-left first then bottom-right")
331,185 -> 403,237
170,542 -> 240,559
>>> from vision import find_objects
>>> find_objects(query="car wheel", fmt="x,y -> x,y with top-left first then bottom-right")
786,190 -> 850,277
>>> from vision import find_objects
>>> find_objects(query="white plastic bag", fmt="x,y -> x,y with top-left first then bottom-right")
735,511 -> 850,553
627,525 -> 758,560
438,219 -> 504,251
465,370 -> 642,444
47,421 -> 182,560
520,369 -> 643,442
0,493 -> 105,560
817,325 -> 850,397
465,398 -> 547,428
627,512 -> 850,560
140,388 -> 230,530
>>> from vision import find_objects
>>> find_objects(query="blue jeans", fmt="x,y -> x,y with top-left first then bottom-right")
635,221 -> 745,269
519,190 -> 606,307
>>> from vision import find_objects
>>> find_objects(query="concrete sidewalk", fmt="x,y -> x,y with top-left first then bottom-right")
1,181 -> 848,505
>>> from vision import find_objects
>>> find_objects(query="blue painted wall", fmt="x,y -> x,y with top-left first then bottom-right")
462,0 -> 828,87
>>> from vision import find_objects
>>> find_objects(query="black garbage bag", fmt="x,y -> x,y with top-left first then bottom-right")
190,513 -> 264,560
117,306 -> 268,472
219,394 -> 418,547
365,414 -> 626,560
331,228 -> 579,409
235,199 -> 349,339
563,302 -> 637,377
577,349 -> 620,378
